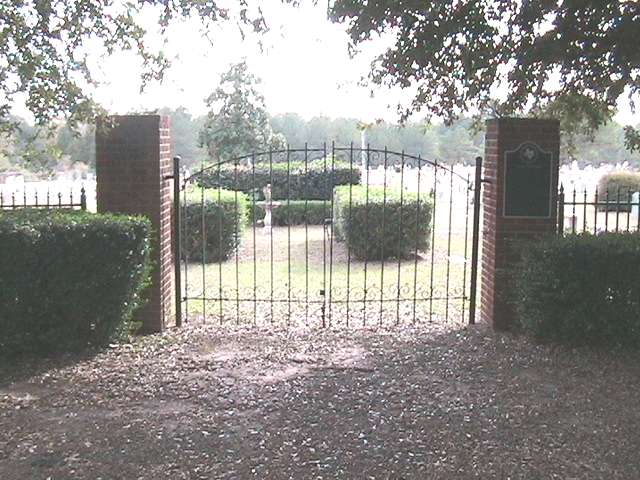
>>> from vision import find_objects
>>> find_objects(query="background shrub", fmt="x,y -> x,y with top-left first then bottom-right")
198,159 -> 360,200
183,187 -> 248,262
597,171 -> 640,212
515,233 -> 640,347
250,200 -> 328,226
333,185 -> 433,260
0,210 -> 152,356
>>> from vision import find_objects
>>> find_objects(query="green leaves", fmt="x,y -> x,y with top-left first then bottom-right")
515,233 -> 640,347
183,186 -> 248,262
333,185 -> 433,260
251,200 -> 328,226
330,1 -> 640,146
596,171 -> 640,213
199,160 -> 361,201
0,1 -> 263,133
0,210 -> 152,356
199,61 -> 285,161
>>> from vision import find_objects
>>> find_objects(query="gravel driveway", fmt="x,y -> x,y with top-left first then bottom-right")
1,323 -> 639,479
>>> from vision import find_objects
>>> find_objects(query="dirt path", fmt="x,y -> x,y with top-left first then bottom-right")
1,323 -> 640,479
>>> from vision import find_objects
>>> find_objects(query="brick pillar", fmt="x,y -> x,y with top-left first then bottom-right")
96,115 -> 174,333
481,118 -> 560,329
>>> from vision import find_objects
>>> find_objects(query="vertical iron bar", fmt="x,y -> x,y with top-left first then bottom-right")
637,189 -> 640,232
346,144 -> 354,327
362,145 -> 371,326
468,157 -> 483,325
426,161 -> 436,323
303,145 -> 309,324
217,162 -> 223,322
395,151 -> 406,325
252,153 -> 257,325
605,188 -> 610,232
183,181 -> 189,321
413,156 -> 425,324
593,187 -> 598,234
582,188 -> 587,233
287,147 -> 292,324
571,188 -> 576,234
328,142 -> 336,325
379,147 -> 388,326
558,184 -> 565,235
234,159 -> 240,325
270,149 -> 275,323
173,157 -> 182,327
627,189 -> 632,232
461,173 -> 471,322
201,158 -> 206,321
321,143 -> 327,328
444,167 -> 454,322
615,187 -> 621,232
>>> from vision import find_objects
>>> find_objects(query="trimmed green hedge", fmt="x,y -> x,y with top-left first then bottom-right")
333,185 -> 433,260
597,171 -> 640,212
183,187 -> 248,262
250,200 -> 328,226
0,210 -> 152,356
198,159 -> 360,201
515,233 -> 640,347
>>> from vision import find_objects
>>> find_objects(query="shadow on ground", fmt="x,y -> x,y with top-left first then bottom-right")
1,322 -> 640,479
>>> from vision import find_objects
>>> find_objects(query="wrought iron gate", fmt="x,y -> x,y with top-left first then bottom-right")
173,145 -> 482,328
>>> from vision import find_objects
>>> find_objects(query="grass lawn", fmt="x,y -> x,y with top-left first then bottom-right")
182,222 -> 473,327
2,323 -> 640,479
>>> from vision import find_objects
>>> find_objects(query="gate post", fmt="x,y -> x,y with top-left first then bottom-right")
95,115 -> 174,333
481,118 -> 560,330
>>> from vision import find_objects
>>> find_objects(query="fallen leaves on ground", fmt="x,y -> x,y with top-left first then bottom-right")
1,322 -> 640,479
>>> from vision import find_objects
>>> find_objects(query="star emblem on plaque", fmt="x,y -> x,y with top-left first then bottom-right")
504,142 -> 553,217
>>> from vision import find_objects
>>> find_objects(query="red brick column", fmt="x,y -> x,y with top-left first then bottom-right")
481,118 -> 560,329
95,115 -> 174,333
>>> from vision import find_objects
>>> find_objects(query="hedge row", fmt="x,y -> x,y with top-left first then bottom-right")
597,171 -> 640,212
198,159 -> 360,201
333,185 -> 433,260
0,210 -> 152,356
251,200 -> 328,226
515,233 -> 640,347
183,187 -> 248,262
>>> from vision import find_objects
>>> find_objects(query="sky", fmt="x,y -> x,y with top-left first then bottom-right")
19,1 -> 640,126
88,1 -> 405,122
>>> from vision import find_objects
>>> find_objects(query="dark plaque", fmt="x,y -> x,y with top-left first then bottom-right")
503,142 -> 552,217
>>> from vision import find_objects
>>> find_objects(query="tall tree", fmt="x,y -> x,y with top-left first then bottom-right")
0,1 -> 265,132
330,1 -> 640,150
55,123 -> 95,167
199,61 -> 285,161
159,107 -> 207,167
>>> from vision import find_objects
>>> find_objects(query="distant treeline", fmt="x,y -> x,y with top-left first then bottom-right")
1,107 -> 638,178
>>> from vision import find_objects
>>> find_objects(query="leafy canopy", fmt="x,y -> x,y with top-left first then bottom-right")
330,1 -> 640,149
199,61 -> 285,161
0,0 -> 264,132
